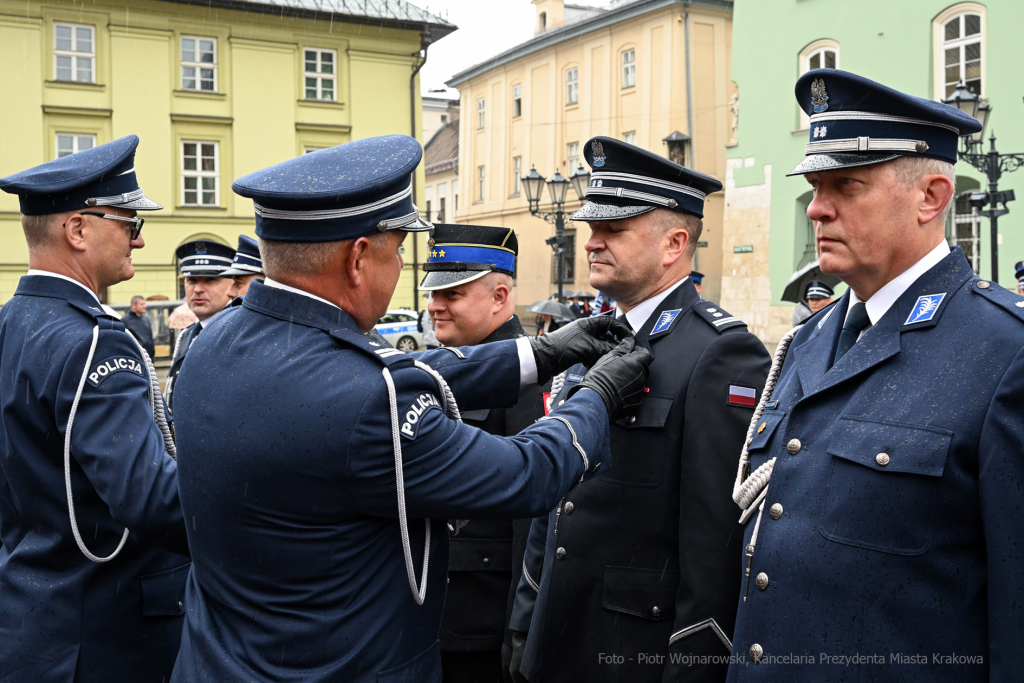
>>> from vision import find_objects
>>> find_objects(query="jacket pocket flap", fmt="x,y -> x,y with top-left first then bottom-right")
140,562 -> 190,617
747,411 -> 786,451
448,538 -> 513,572
827,416 -> 952,477
615,394 -> 673,430
602,565 -> 678,621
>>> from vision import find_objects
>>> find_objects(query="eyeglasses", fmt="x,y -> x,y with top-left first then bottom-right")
79,212 -> 144,240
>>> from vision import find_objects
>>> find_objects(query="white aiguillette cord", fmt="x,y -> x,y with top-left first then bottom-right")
64,325 -> 176,563
381,359 -> 462,606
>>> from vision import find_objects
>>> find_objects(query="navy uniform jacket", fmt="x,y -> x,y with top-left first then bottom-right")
165,321 -> 199,411
728,249 -> 1024,682
440,315 -> 545,654
514,280 -> 771,683
169,281 -> 611,683
121,310 -> 155,359
0,275 -> 190,682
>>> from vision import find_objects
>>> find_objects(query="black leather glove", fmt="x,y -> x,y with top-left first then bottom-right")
568,337 -> 653,421
529,316 -> 633,385
508,631 -> 529,683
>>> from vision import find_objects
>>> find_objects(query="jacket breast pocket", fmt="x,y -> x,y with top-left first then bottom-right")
747,411 -> 786,453
819,416 -> 952,555
140,562 -> 191,617
604,394 -> 674,486
602,565 -> 679,622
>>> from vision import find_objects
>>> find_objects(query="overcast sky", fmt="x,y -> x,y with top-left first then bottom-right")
416,0 -> 604,96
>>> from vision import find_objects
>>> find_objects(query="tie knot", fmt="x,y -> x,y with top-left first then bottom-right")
844,302 -> 870,333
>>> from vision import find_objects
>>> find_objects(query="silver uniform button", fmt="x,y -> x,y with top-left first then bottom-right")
178,600 -> 184,611
876,452 -> 891,466
786,438 -> 801,455
555,547 -> 567,560
482,557 -> 490,566
756,572 -> 769,590
558,400 -> 565,406
627,415 -> 637,425
564,501 -> 575,514
749,643 -> 764,662
769,503 -> 783,520
651,606 -> 661,617
978,281 -> 990,289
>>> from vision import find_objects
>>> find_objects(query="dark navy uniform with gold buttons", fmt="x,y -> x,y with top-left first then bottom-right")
727,71 -> 1014,683
169,136 -> 615,683
0,136 -> 189,682
512,137 -> 771,683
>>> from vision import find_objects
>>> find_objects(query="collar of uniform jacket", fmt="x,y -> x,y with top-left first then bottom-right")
25,269 -> 101,304
615,276 -> 690,333
480,314 -> 526,345
16,273 -> 106,314
242,278 -> 361,336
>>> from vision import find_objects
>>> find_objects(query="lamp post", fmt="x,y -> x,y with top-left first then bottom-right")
521,163 -> 591,301
944,82 -> 1024,283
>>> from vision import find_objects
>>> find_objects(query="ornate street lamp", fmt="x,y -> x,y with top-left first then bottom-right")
522,163 -> 589,302
943,81 -> 1023,283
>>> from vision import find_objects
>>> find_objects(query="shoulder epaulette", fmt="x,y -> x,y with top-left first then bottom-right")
971,278 -> 1024,322
692,301 -> 747,334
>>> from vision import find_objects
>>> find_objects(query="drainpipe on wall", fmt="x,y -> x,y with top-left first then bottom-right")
410,31 -> 431,312
683,0 -> 697,270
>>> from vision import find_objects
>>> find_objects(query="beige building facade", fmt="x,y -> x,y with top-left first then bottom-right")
448,0 -> 735,312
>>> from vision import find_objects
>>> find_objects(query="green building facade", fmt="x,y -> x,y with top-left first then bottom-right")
718,0 -> 1023,346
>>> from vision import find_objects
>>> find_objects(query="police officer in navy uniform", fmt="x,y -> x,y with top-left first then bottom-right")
0,136 -> 189,682
689,270 -> 704,294
419,224 -> 545,682
164,239 -> 235,410
791,280 -> 835,326
223,233 -> 264,301
1015,260 -> 1024,296
727,70 -> 1020,682
510,137 -> 771,683
168,135 -> 654,683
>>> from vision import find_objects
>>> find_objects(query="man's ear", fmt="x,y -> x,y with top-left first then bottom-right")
919,173 -> 955,227
663,226 -> 689,267
346,236 -> 371,286
63,213 -> 88,252
492,279 -> 510,311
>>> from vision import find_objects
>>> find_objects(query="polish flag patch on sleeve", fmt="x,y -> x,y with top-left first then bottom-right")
728,385 -> 757,407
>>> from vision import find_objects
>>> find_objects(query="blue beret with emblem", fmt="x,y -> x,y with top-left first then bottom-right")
231,135 -> 432,242
222,234 -> 263,276
0,135 -> 162,215
571,136 -> 722,222
419,224 -> 517,291
788,69 -> 982,176
690,270 -> 704,284
177,239 -> 236,278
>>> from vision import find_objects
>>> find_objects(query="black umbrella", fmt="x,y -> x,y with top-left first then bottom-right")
527,300 -> 578,320
782,261 -> 842,303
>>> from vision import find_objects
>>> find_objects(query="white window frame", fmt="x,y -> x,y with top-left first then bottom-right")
477,165 -> 485,202
180,35 -> 218,92
513,156 -> 522,195
567,141 -> 580,172
623,131 -> 637,145
54,22 -> 95,83
512,83 -> 522,118
798,39 -> 841,129
303,48 -> 337,101
933,4 -> 986,101
566,67 -> 579,106
303,146 -> 325,154
56,133 -> 96,159
181,140 -> 220,207
477,98 -> 486,129
621,49 -> 635,89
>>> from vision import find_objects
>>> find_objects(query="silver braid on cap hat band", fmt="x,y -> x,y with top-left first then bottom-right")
86,187 -> 146,207
589,171 -> 708,200
809,110 -> 962,134
805,137 -> 929,155
253,185 -> 412,221
584,186 -> 680,209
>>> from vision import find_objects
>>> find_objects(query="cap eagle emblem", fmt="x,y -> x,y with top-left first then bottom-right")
811,78 -> 829,113
591,140 -> 607,167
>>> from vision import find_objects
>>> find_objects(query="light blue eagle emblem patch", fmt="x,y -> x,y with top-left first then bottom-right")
650,309 -> 681,336
904,293 -> 946,325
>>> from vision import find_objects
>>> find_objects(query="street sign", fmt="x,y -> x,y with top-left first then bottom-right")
734,245 -> 754,253
697,241 -> 708,248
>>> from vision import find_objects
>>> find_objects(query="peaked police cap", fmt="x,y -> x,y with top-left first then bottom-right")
789,69 -> 982,176
177,240 -> 236,278
222,234 -> 264,276
571,136 -> 722,221
0,135 -> 162,215
419,224 -> 518,291
232,135 -> 432,242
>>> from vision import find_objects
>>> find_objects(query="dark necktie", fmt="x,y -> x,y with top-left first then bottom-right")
831,302 -> 870,368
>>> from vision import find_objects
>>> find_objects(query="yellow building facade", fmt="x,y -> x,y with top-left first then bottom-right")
448,0 -> 735,312
0,0 -> 452,306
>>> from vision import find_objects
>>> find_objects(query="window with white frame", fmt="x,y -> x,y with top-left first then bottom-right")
798,39 -> 840,127
513,156 -> 522,195
304,49 -> 336,101
181,36 -> 217,92
56,133 -> 96,159
566,68 -> 579,106
477,165 -> 485,202
567,142 -> 579,172
54,23 -> 94,83
477,98 -> 486,129
623,131 -> 637,145
621,49 -> 635,89
942,12 -> 982,97
512,84 -> 522,118
303,147 -> 325,154
182,141 -> 219,206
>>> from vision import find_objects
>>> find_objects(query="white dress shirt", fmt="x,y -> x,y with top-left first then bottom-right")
614,276 -> 690,333
27,269 -> 100,303
264,278 -> 539,385
845,241 -> 951,338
